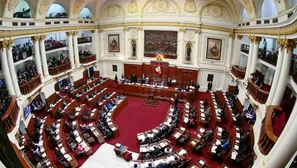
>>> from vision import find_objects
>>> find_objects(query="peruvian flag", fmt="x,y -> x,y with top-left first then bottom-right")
155,63 -> 161,75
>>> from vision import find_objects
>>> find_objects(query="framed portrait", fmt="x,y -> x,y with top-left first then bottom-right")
206,38 -> 222,60
108,34 -> 120,52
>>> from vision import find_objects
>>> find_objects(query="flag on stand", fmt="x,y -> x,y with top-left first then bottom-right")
155,63 -> 161,75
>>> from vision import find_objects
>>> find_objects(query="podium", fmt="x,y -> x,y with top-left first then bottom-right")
144,88 -> 158,107
114,143 -> 132,161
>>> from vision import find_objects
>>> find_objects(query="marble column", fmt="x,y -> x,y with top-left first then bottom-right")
124,27 -> 129,60
272,39 -> 296,106
137,26 -> 143,60
66,32 -> 75,68
39,35 -> 49,77
99,29 -> 104,59
249,36 -> 262,75
178,28 -> 185,64
192,29 -> 200,66
73,31 -> 80,66
232,35 -> 242,65
6,40 -> 21,97
91,30 -> 99,59
265,101 -> 297,168
0,41 -> 15,95
244,37 -> 255,80
266,39 -> 285,105
226,33 -> 235,69
31,36 -> 43,78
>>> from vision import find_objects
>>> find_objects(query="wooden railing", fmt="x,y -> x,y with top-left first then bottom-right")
231,65 -> 246,79
247,78 -> 269,104
78,37 -> 92,44
1,96 -> 19,133
48,62 -> 71,75
258,48 -> 278,66
79,55 -> 96,64
19,74 -> 41,95
258,106 -> 280,155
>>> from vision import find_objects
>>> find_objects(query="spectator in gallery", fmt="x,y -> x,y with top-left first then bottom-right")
114,74 -> 118,84
263,38 -> 267,51
207,82 -> 212,92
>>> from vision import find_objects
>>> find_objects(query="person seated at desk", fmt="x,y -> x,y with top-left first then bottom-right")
164,145 -> 173,154
64,121 -> 74,132
70,130 -> 77,139
220,140 -> 230,151
167,77 -> 172,87
80,125 -> 90,132
170,156 -> 181,168
62,101 -> 67,108
56,108 -> 63,118
74,143 -> 85,156
203,129 -> 214,140
185,86 -> 190,92
48,135 -> 58,147
156,162 -> 169,168
107,102 -> 113,110
140,137 -> 151,145
103,105 -> 109,112
152,146 -> 163,157
32,147 -> 42,162
141,74 -> 145,84
110,98 -> 116,106
222,127 -> 228,139
67,111 -> 75,121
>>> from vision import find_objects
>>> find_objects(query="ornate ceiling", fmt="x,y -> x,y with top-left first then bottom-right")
0,0 -> 290,22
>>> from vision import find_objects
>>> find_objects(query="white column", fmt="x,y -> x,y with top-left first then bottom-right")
250,37 -> 261,75
244,40 -> 254,80
67,32 -> 75,68
99,29 -> 104,59
265,101 -> 297,168
6,40 -> 21,97
0,43 -> 15,95
39,35 -> 49,77
73,31 -> 80,66
137,26 -> 143,60
124,28 -> 129,59
226,34 -> 234,69
266,40 -> 284,105
272,39 -> 296,106
32,36 -> 43,78
178,28 -> 185,64
91,30 -> 99,57
192,30 -> 200,66
232,35 -> 242,65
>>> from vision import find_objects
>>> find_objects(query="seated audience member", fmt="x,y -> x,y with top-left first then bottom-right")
147,163 -> 155,168
164,145 -> 173,154
74,144 -> 85,155
107,102 -> 113,110
103,105 -> 109,112
170,156 -> 180,168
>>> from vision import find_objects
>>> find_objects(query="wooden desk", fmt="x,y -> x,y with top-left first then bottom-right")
217,91 -> 235,128
88,122 -> 105,143
118,83 -> 195,102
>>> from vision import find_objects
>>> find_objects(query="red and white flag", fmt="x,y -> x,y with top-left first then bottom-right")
155,64 -> 161,75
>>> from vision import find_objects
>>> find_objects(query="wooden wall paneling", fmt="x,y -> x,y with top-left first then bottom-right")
83,69 -> 89,79
143,64 -> 151,77
93,71 -> 100,78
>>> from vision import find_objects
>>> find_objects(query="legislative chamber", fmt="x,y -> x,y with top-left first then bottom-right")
0,0 -> 297,168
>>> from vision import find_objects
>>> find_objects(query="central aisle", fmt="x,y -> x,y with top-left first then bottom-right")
107,96 -> 170,152
81,143 -> 139,168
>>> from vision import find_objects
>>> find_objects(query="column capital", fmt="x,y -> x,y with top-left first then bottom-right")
124,26 -> 129,31
0,41 -> 7,50
137,26 -> 143,31
179,27 -> 185,32
72,31 -> 79,36
4,40 -> 13,48
283,39 -> 296,52
99,28 -> 104,33
228,33 -> 235,39
66,31 -> 73,36
237,35 -> 243,40
248,35 -> 262,44
91,30 -> 96,33
39,34 -> 46,40
31,36 -> 40,43
195,29 -> 201,34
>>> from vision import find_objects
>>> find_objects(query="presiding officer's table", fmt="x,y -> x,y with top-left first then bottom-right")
118,83 -> 195,103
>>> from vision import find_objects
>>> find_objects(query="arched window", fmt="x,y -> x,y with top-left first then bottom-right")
13,0 -> 32,18
242,8 -> 249,22
79,7 -> 92,19
261,0 -> 277,18
46,4 -> 67,19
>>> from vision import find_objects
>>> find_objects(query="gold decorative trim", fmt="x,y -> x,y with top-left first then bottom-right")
123,26 -> 129,31
195,29 -> 201,34
99,28 -> 104,33
179,27 -> 185,32
229,33 -> 235,39
39,34 -> 46,40
237,35 -> 243,40
31,36 -> 40,43
72,31 -> 79,35
283,39 -> 296,52
66,31 -> 73,36
137,26 -> 143,31
91,30 -> 96,33
248,35 -> 262,44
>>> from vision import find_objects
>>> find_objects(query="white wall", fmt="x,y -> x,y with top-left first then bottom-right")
46,4 -> 66,17
239,55 -> 248,67
46,32 -> 67,41
79,7 -> 92,19
78,30 -> 91,38
242,8 -> 249,22
0,160 -> 5,168
261,0 -> 278,18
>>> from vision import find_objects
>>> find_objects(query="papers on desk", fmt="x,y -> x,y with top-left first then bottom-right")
215,139 -> 221,145
137,133 -> 145,141
199,128 -> 205,133
211,145 -> 217,153
60,147 -> 66,154
64,154 -> 72,161
231,151 -> 238,160
42,153 -> 46,158
199,160 -> 206,165
234,145 -> 239,150
218,127 -> 223,132
190,140 -> 197,146
236,133 -> 240,139
76,136 -> 82,143
178,149 -> 187,156
173,132 -> 182,138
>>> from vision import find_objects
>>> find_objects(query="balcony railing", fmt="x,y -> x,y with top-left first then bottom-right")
247,78 -> 269,104
1,96 -> 19,133
45,40 -> 67,52
78,37 -> 92,44
231,65 -> 246,79
19,74 -> 41,95
48,62 -> 71,76
258,106 -> 280,155
258,48 -> 278,66
241,44 -> 250,54
79,55 -> 96,64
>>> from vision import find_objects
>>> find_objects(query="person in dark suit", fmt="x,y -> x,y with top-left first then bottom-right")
114,74 -> 118,84
207,82 -> 212,92
167,77 -> 172,87
174,94 -> 179,107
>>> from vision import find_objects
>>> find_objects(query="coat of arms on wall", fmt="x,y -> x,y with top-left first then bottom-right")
206,38 -> 222,60
108,34 -> 120,52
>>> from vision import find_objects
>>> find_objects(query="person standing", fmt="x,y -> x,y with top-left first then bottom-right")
174,93 -> 179,107
114,74 -> 118,84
